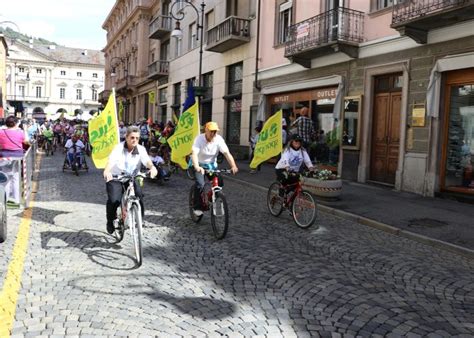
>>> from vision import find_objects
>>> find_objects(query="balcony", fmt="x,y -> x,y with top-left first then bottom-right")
114,75 -> 137,95
6,95 -> 50,103
98,89 -> 111,104
284,8 -> 365,68
149,15 -> 172,39
391,0 -> 474,44
148,60 -> 169,80
205,16 -> 251,53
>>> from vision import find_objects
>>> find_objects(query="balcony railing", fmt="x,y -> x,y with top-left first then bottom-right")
148,60 -> 169,80
149,15 -> 172,39
391,0 -> 474,43
206,16 -> 251,53
6,95 -> 50,103
285,7 -> 364,67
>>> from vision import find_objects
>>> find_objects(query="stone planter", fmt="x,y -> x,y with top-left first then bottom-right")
303,178 -> 342,199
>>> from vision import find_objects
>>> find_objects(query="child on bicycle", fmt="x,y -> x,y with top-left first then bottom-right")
148,146 -> 169,181
275,134 -> 315,195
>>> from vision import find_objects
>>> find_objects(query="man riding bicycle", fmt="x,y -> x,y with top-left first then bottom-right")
103,126 -> 158,234
191,121 -> 238,216
275,134 -> 315,195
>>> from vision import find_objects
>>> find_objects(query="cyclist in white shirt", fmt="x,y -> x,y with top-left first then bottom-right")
191,121 -> 238,216
275,134 -> 315,195
103,126 -> 157,234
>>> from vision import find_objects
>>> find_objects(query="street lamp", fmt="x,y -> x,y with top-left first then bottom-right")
170,0 -> 206,91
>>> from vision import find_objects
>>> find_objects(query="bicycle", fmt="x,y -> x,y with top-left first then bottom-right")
112,171 -> 147,267
189,169 -> 231,239
267,171 -> 317,228
43,137 -> 54,156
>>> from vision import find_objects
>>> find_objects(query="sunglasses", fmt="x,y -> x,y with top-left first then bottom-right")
128,136 -> 140,140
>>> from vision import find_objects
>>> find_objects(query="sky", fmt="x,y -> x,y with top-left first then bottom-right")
0,0 -> 117,50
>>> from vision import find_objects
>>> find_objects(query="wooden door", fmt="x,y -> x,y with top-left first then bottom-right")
370,92 -> 401,184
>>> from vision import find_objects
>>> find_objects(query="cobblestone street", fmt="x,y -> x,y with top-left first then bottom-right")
1,153 -> 474,337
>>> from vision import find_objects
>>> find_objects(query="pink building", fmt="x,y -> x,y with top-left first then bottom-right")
255,0 -> 474,199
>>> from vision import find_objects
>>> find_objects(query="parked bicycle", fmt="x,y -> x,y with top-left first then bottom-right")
267,171 -> 317,228
112,171 -> 148,267
189,169 -> 231,239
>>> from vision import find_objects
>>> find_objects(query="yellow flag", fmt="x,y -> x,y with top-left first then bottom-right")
89,89 -> 120,168
149,91 -> 155,104
250,110 -> 282,169
168,102 -> 200,169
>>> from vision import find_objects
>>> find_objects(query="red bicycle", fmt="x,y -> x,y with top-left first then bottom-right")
267,171 -> 317,228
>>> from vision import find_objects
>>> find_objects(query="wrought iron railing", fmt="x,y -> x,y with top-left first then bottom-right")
148,60 -> 169,77
285,7 -> 364,57
149,15 -> 172,35
392,0 -> 470,24
206,16 -> 250,47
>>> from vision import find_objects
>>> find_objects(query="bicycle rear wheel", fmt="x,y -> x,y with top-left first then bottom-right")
189,184 -> 203,223
292,190 -> 317,228
211,192 -> 228,240
267,182 -> 284,216
129,204 -> 143,267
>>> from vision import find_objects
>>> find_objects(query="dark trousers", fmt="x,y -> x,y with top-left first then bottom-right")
106,180 -> 144,223
275,169 -> 299,192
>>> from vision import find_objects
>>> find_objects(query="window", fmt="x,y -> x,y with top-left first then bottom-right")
160,40 -> 170,61
202,72 -> 213,124
373,0 -> 395,10
173,82 -> 181,116
60,88 -> 66,99
60,70 -> 66,76
174,37 -> 182,58
77,72 -> 82,77
92,73 -> 98,78
277,0 -> 293,45
92,89 -> 97,101
76,89 -> 82,100
19,85 -> 25,97
159,88 -> 167,103
18,67 -> 25,73
226,62 -> 243,144
36,68 -> 42,74
36,86 -> 42,98
188,22 -> 197,50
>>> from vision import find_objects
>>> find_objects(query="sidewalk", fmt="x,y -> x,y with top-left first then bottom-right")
230,159 -> 474,258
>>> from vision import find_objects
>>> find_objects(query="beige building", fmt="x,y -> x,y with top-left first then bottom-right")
0,35 -> 7,117
102,0 -> 258,156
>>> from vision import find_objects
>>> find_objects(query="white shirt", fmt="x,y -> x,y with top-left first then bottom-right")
275,147 -> 313,172
64,139 -> 85,154
108,142 -> 151,175
192,134 -> 229,165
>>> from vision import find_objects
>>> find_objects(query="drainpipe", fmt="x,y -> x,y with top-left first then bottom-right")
254,0 -> 261,91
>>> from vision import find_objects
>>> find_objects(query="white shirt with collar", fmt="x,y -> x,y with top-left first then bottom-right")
108,142 -> 151,175
192,134 -> 229,165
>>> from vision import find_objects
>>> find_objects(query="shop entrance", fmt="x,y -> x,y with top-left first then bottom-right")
370,73 -> 402,185
440,69 -> 474,195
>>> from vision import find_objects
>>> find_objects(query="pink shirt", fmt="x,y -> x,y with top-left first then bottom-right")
0,128 -> 25,151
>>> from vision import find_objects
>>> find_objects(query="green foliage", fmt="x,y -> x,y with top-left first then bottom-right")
326,127 -> 341,149
0,27 -> 57,46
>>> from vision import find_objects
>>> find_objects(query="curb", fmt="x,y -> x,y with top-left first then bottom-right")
226,175 -> 474,260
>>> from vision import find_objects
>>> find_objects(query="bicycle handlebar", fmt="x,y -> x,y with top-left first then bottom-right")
112,171 -> 149,182
204,168 -> 232,175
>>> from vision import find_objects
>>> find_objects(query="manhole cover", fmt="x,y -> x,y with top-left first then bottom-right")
408,218 -> 448,228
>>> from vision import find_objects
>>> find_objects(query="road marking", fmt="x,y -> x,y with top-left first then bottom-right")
0,158 -> 39,337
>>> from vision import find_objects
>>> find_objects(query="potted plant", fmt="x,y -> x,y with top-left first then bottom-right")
303,169 -> 342,199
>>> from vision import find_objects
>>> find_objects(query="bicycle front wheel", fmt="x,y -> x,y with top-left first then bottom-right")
211,192 -> 228,240
129,204 -> 143,266
292,190 -> 317,229
267,182 -> 283,216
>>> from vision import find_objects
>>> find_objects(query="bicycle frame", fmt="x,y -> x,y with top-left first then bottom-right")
120,179 -> 141,227
281,174 -> 303,207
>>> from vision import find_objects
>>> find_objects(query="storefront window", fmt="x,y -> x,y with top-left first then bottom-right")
445,84 -> 474,192
226,98 -> 241,144
342,96 -> 362,149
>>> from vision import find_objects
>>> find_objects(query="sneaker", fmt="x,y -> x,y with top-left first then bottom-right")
193,209 -> 203,217
106,221 -> 115,234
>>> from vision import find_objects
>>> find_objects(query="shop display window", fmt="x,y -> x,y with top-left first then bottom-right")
342,95 -> 362,150
445,84 -> 474,193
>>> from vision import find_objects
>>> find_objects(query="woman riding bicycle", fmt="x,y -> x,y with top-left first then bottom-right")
191,121 -> 238,216
103,126 -> 158,234
275,134 -> 315,195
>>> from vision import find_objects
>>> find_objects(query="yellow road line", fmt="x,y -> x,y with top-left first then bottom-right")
0,157 -> 39,337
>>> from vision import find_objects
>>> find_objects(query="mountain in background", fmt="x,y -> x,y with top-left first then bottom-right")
0,26 -> 57,46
